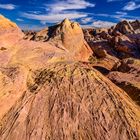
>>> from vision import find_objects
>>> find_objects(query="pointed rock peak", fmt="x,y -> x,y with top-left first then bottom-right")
121,20 -> 128,23
61,18 -> 71,26
0,14 -> 18,30
114,19 -> 135,34
62,18 -> 71,23
60,18 -> 80,30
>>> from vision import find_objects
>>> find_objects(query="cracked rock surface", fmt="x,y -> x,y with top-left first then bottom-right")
0,63 -> 140,140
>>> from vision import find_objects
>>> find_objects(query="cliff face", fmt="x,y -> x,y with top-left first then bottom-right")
0,15 -> 140,140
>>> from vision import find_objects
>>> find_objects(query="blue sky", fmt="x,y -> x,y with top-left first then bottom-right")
0,0 -> 140,29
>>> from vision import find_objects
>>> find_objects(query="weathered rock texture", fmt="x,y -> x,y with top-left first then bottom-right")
0,14 -> 23,42
113,20 -> 135,34
24,19 -> 92,61
108,58 -> 140,105
0,63 -> 140,140
0,15 -> 140,140
83,20 -> 140,106
0,15 -> 24,67
49,19 -> 92,61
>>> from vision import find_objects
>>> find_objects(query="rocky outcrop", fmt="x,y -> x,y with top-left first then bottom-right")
84,20 -> 140,58
0,14 -> 140,140
83,28 -> 111,42
0,15 -> 24,67
0,15 -> 19,31
0,15 -> 23,45
109,34 -> 140,58
111,20 -> 140,35
113,20 -> 135,35
0,63 -> 140,140
83,20 -> 140,106
23,19 -> 92,61
130,20 -> 140,33
23,25 -> 59,42
0,15 -> 72,68
108,71 -> 140,105
23,30 -> 36,41
49,18 -> 92,61
108,58 -> 140,105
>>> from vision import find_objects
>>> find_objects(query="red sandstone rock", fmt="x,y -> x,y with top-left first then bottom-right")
0,63 -> 140,140
0,15 -> 140,140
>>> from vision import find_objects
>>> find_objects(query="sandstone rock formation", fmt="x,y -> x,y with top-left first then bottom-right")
0,15 -> 24,67
0,15 -> 23,47
23,30 -> 36,41
0,15 -> 19,31
83,20 -> 140,106
113,20 -> 135,34
0,15 -> 140,140
24,19 -> 92,61
0,63 -> 140,140
84,20 -> 140,59
108,58 -> 140,105
49,18 -> 93,61
130,20 -> 140,33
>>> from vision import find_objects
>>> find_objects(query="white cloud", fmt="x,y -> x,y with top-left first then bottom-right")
123,1 -> 140,11
21,12 -> 88,23
114,11 -> 128,19
81,17 -> 93,24
16,18 -> 24,21
21,0 -> 95,23
119,19 -> 136,22
45,0 -> 95,13
91,12 -> 140,21
0,4 -> 16,10
116,11 -> 127,15
92,20 -> 116,28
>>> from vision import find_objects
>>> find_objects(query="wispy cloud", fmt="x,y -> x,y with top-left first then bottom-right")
114,11 -> 128,19
91,11 -> 140,21
0,4 -> 16,10
92,20 -> 116,28
21,0 -> 95,24
81,17 -> 93,24
107,0 -> 122,2
123,1 -> 140,11
45,0 -> 95,13
16,18 -> 24,21
21,12 -> 88,23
